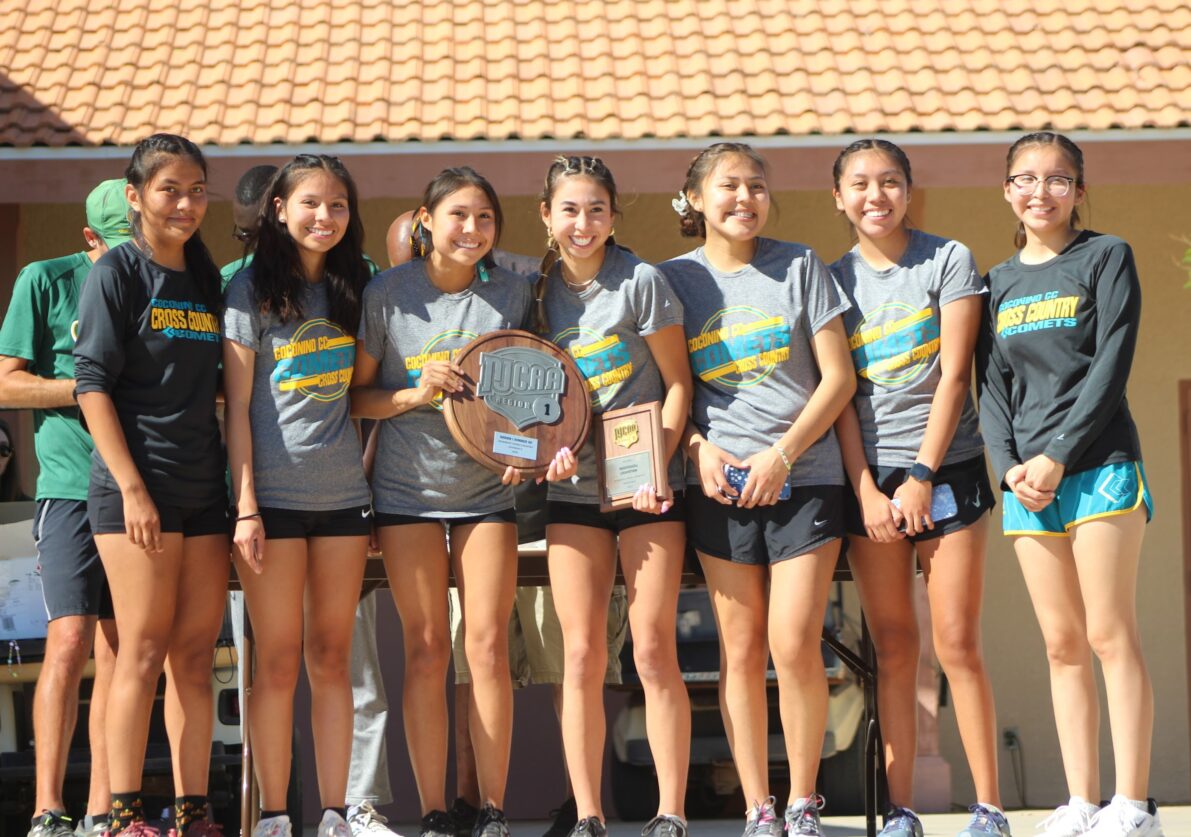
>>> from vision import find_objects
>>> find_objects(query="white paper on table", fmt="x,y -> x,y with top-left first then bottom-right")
0,503 -> 46,641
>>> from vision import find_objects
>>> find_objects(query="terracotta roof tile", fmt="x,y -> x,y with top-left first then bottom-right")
2,0 -> 1187,147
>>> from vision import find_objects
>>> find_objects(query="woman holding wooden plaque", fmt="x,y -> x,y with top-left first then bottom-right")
661,143 -> 856,837
350,167 -> 573,837
533,156 -> 693,837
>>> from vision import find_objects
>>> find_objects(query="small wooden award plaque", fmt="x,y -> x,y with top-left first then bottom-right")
443,330 -> 592,477
595,401 -> 669,512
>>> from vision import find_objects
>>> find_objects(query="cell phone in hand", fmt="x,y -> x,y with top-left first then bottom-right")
723,464 -> 791,502
892,482 -> 958,529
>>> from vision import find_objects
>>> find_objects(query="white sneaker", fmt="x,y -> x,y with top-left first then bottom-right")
253,816 -> 293,837
1036,798 -> 1098,836
319,811 -> 353,837
1084,795 -> 1163,837
348,804 -> 403,837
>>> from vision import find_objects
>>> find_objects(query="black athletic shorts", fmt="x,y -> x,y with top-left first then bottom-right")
374,507 -> 517,529
88,483 -> 230,538
258,505 -> 374,539
33,499 -> 114,620
843,454 -> 994,543
546,493 -> 686,533
687,484 -> 844,566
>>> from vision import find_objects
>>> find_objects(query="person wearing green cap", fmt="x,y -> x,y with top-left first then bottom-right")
0,177 -> 130,837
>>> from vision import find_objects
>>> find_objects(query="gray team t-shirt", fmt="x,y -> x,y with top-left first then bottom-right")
360,261 -> 533,517
830,230 -> 986,468
543,245 -> 685,504
223,270 -> 370,510
661,238 -> 850,488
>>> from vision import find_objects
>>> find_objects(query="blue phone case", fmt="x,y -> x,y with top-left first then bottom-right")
723,464 -> 791,501
892,482 -> 958,526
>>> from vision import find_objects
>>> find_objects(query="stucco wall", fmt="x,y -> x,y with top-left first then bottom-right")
6,175 -> 1190,808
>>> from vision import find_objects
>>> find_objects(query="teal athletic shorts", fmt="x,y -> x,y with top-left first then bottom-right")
1003,461 -> 1153,537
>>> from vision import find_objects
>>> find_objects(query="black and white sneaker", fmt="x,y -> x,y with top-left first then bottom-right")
542,798 -> 577,837
447,799 -> 479,837
420,810 -> 456,837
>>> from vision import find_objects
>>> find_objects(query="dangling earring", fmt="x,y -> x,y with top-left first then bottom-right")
545,230 -> 557,251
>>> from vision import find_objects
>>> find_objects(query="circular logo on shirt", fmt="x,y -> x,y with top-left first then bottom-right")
406,329 -> 478,412
848,301 -> 939,387
688,306 -> 790,389
552,326 -> 630,409
271,318 -> 355,402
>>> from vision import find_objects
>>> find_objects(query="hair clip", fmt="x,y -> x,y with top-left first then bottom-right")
671,191 -> 690,216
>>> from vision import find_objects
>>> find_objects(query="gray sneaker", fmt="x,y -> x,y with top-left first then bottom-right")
568,819 -> 606,837
743,798 -> 782,837
74,818 -> 109,837
642,815 -> 688,837
879,808 -> 923,837
957,805 -> 1012,837
783,795 -> 826,837
30,812 -> 76,837
471,805 -> 510,837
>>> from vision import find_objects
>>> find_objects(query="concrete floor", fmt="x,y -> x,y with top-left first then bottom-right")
322,807 -> 1191,837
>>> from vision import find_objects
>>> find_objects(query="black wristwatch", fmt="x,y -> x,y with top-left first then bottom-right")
907,462 -> 936,483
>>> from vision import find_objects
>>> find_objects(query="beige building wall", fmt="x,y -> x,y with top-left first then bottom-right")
11,178 -> 1191,806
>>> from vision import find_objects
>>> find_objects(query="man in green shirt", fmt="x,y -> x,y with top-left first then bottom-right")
0,179 -> 130,837
220,164 -> 278,288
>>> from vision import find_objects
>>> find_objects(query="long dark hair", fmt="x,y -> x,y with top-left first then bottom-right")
533,155 -> 622,335
410,167 -> 503,265
1005,131 -> 1086,249
249,154 -> 369,335
125,133 -> 223,316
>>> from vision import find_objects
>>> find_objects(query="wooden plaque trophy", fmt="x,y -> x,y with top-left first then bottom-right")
594,401 -> 669,512
444,330 -> 592,477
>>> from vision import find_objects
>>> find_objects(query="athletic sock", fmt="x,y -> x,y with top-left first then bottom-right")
110,792 -> 145,834
324,808 -> 348,821
174,796 -> 208,834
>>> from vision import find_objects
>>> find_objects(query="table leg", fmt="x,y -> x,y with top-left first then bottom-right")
240,607 -> 257,834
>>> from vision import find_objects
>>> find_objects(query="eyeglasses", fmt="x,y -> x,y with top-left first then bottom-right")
1006,174 -> 1076,197
232,227 -> 252,243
